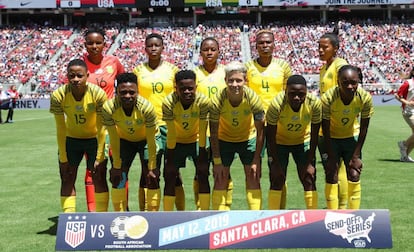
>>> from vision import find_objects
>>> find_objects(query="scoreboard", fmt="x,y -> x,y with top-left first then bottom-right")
58,0 -> 136,8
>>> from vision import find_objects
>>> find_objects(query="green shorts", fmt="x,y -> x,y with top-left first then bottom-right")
173,142 -> 198,169
120,135 -> 163,169
275,142 -> 312,172
219,138 -> 256,167
65,137 -> 97,169
330,136 -> 360,165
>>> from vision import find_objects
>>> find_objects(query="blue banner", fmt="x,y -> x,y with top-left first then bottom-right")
56,210 -> 392,250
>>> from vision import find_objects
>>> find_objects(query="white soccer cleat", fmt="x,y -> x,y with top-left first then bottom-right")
400,156 -> 414,163
398,141 -> 408,159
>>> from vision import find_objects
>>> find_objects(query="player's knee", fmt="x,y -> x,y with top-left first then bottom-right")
269,171 -> 285,190
348,168 -> 360,182
301,172 -> 316,191
163,168 -> 176,185
197,168 -> 209,180
325,168 -> 338,184
175,173 -> 183,186
59,164 -> 76,184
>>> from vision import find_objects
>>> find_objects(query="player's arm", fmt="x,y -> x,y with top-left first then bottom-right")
209,119 -> 221,165
266,123 -> 278,163
145,125 -> 157,171
252,111 -> 265,175
308,122 -> 321,164
308,98 -> 322,164
54,114 -> 68,163
106,124 -> 121,169
164,119 -> 176,168
198,117 -> 209,168
353,117 -> 370,161
395,81 -> 410,105
95,112 -> 106,163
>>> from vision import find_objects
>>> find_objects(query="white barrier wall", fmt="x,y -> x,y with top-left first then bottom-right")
14,99 -> 50,109
13,95 -> 399,110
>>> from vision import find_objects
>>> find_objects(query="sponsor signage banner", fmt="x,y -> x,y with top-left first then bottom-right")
0,0 -> 56,8
57,0 -> 135,8
56,210 -> 392,250
184,0 -> 240,7
5,99 -> 50,110
262,0 -> 414,6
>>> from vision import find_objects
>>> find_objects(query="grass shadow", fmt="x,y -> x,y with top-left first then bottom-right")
378,158 -> 406,162
37,216 -> 58,236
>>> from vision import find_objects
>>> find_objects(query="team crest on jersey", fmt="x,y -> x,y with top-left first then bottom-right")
125,120 -> 133,126
95,68 -> 104,74
136,119 -> 144,125
342,108 -> 351,115
65,216 -> 86,248
87,103 -> 96,111
106,66 -> 114,74
291,115 -> 299,121
75,105 -> 83,112
231,110 -> 239,116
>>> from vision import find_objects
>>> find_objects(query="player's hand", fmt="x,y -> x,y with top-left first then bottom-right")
349,157 -> 363,174
213,163 -> 227,184
146,169 -> 160,188
110,168 -> 123,188
251,156 -> 262,179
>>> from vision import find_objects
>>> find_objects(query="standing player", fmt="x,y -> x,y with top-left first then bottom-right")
102,73 -> 161,211
50,59 -> 108,212
193,37 -> 232,210
321,65 -> 373,209
162,70 -> 210,210
318,31 -> 349,209
245,29 -> 292,209
82,28 -> 125,212
395,67 -> 414,162
132,33 -> 183,211
266,75 -> 321,209
5,84 -> 19,123
210,61 -> 265,210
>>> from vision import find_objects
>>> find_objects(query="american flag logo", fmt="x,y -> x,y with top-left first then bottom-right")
65,221 -> 86,248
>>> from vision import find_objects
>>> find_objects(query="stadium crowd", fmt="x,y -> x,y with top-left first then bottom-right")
0,20 -> 413,96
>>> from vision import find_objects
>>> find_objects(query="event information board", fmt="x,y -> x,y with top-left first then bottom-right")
56,209 -> 392,250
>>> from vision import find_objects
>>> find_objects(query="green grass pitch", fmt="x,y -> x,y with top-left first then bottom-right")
0,105 -> 412,251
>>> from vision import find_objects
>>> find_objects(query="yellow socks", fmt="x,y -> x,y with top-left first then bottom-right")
304,191 -> 318,209
338,162 -> 348,209
199,193 -> 210,210
147,189 -> 161,211
280,183 -> 287,209
348,181 -> 361,209
95,192 -> 109,212
193,179 -> 200,210
268,190 -> 282,210
212,190 -> 227,210
61,196 -> 76,213
175,185 -> 185,211
163,195 -> 175,211
226,179 -> 233,210
111,188 -> 127,211
246,189 -> 262,210
138,187 -> 147,211
325,183 -> 339,210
